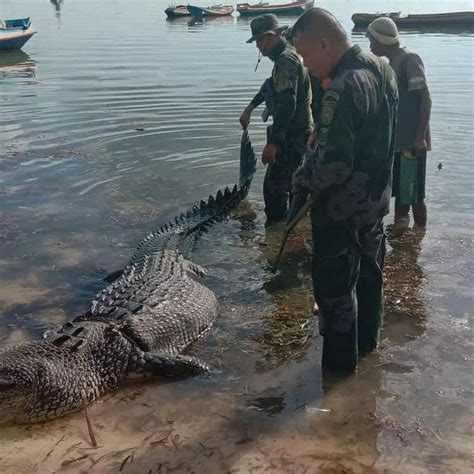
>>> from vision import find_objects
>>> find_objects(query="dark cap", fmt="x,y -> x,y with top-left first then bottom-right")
246,14 -> 288,44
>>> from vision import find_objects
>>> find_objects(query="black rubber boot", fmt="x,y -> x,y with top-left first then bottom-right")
321,330 -> 358,374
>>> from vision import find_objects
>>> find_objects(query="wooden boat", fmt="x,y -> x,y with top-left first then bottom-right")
187,4 -> 235,17
164,5 -> 191,18
352,11 -> 474,30
237,0 -> 313,16
0,17 -> 37,50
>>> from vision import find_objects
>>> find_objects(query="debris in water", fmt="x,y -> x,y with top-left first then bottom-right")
305,406 -> 332,414
61,455 -> 88,467
119,453 -> 133,471
84,407 -> 98,448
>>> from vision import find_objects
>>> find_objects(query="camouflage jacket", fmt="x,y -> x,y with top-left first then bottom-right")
251,40 -> 313,148
293,45 -> 398,227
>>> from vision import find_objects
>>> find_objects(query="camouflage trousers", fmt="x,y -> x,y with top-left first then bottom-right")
311,217 -> 386,372
263,142 -> 305,222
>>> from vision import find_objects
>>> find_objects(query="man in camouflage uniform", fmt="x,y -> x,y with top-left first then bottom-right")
291,8 -> 398,372
240,14 -> 313,222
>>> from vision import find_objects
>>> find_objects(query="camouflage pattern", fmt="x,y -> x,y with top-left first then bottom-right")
312,219 -> 385,372
252,78 -> 274,123
292,45 -> 398,371
266,40 -> 313,148
292,45 -> 398,228
263,141 -> 305,221
251,39 -> 313,221
309,75 -> 325,126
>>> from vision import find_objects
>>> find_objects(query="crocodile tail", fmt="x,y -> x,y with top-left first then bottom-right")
181,130 -> 256,233
239,129 -> 257,195
127,132 -> 256,259
84,132 -> 256,320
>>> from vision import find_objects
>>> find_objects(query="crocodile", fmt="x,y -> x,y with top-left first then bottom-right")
0,131 -> 256,426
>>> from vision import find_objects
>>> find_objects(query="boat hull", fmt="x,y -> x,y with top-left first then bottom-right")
352,11 -> 474,29
187,5 -> 235,17
164,5 -> 191,18
0,28 -> 36,50
237,0 -> 313,16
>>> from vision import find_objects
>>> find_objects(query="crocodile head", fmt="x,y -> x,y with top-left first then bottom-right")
0,325 -> 135,426
0,342 -> 81,426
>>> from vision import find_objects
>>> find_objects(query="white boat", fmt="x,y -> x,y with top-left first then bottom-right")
0,18 -> 37,50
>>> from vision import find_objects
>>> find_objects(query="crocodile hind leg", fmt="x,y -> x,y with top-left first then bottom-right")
132,352 -> 210,379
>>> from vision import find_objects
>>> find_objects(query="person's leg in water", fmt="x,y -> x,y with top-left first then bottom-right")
387,199 -> 410,239
356,220 -> 385,357
392,152 -> 410,229
263,162 -> 291,223
263,142 -> 304,223
412,200 -> 427,227
412,151 -> 428,227
394,200 -> 410,221
312,222 -> 360,373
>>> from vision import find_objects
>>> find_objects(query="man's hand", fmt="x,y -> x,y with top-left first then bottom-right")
262,143 -> 277,166
307,132 -> 317,153
239,106 -> 254,130
414,137 -> 427,157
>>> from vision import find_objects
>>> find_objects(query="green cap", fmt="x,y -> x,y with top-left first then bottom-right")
246,14 -> 288,43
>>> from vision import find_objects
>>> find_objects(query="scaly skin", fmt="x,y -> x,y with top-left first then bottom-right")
0,132 -> 255,426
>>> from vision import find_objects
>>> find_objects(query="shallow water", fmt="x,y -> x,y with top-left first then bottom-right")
0,0 -> 473,472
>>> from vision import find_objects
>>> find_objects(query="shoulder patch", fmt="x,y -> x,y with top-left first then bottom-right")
273,68 -> 291,93
321,90 -> 340,126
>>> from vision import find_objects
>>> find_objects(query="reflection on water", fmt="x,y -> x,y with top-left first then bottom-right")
246,394 -> 286,415
0,0 -> 473,471
50,0 -> 63,23
384,225 -> 427,341
0,50 -> 37,77
50,0 -> 63,11
187,16 -> 236,27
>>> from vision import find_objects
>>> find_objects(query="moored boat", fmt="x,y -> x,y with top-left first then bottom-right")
351,11 -> 474,30
187,4 -> 235,17
164,4 -> 191,18
0,17 -> 37,50
237,0 -> 313,16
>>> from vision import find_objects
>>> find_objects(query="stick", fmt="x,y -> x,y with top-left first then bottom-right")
84,406 -> 98,448
272,198 -> 313,273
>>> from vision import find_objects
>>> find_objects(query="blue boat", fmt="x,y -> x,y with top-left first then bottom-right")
0,18 -> 37,50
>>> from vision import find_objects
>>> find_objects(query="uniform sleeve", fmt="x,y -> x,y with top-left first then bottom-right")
292,88 -> 356,198
250,78 -> 270,108
268,59 -> 298,146
309,75 -> 324,127
406,54 -> 429,92
250,90 -> 265,108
